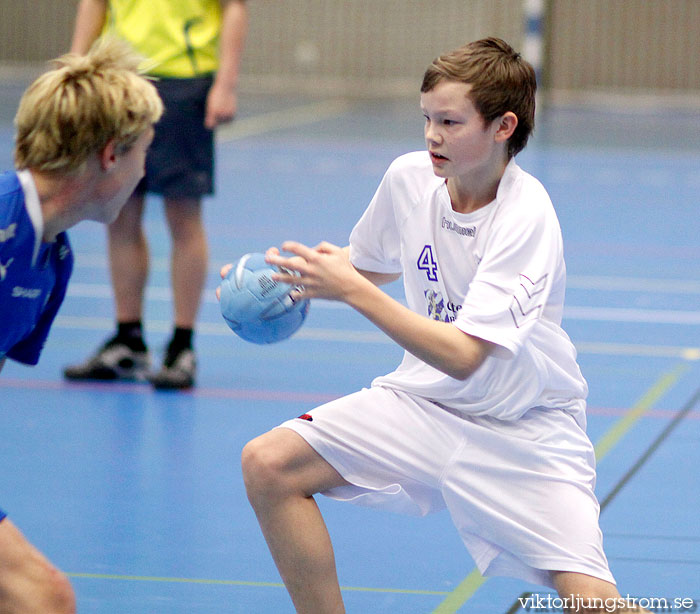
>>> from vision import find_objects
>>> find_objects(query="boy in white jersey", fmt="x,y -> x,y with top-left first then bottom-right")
229,38 -> 648,613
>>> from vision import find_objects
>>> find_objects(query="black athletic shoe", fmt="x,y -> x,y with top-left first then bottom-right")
147,348 -> 196,390
63,339 -> 150,381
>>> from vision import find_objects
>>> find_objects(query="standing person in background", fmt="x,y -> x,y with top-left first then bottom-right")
1,37 -> 163,613
64,0 -> 248,389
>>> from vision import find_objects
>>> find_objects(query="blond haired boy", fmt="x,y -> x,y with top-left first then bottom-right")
0,37 -> 162,613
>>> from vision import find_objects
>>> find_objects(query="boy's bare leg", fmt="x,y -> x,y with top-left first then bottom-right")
164,197 -> 208,328
0,518 -> 76,614
242,428 -> 350,614
553,571 -> 651,613
107,194 -> 148,322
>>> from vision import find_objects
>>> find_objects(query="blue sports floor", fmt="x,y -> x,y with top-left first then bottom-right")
1,89 -> 699,613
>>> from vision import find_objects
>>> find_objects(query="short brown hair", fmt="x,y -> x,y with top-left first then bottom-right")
14,37 -> 163,173
421,37 -> 536,158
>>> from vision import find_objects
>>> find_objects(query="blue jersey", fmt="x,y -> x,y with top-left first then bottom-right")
0,171 -> 73,365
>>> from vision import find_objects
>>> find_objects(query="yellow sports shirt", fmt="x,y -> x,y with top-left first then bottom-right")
104,0 -> 222,77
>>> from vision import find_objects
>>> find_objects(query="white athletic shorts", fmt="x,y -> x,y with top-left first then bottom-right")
277,385 -> 615,588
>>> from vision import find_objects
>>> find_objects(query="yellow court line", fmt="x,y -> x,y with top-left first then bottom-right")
65,572 -> 449,596
430,568 -> 486,614
66,572 -> 284,588
594,362 -> 689,463
429,361 -> 689,614
216,99 -> 352,142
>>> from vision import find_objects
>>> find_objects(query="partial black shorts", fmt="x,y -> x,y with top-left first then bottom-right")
135,75 -> 215,198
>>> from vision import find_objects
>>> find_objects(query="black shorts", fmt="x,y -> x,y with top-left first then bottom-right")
135,76 -> 215,198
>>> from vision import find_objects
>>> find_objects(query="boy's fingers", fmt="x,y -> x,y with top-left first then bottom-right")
220,263 -> 233,278
280,241 -> 316,260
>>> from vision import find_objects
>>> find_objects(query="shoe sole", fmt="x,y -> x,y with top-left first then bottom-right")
63,367 -> 150,382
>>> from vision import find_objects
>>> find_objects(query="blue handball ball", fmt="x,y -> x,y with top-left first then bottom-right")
219,252 -> 309,344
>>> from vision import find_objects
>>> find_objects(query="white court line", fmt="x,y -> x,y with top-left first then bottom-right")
54,315 -> 384,342
565,306 -> 700,325
567,275 -> 700,294
53,315 -> 700,360
65,283 -> 700,324
66,283 -> 350,307
69,270 -> 700,296
216,99 -> 353,142
575,342 -> 700,361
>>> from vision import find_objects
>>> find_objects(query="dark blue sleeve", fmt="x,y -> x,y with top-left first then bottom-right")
5,294 -> 63,364
6,234 -> 73,365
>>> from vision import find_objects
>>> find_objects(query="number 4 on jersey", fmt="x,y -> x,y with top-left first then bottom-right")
417,245 -> 438,281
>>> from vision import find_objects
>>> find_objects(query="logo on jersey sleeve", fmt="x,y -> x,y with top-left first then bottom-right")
509,273 -> 547,328
425,289 -> 462,323
0,224 -> 17,243
12,286 -> 42,299
425,289 -> 447,321
0,258 -> 14,281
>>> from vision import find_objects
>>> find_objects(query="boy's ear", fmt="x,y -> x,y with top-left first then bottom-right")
99,139 -> 118,171
494,112 -> 518,143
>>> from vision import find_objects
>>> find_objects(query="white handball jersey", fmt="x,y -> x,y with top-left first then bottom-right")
349,151 -> 588,425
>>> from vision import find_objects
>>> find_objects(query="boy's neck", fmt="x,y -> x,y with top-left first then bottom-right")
29,167 -> 93,242
446,158 -> 508,214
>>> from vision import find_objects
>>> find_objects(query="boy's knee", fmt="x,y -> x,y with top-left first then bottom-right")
241,434 -> 289,497
46,568 -> 77,614
241,428 -> 319,503
241,428 -> 344,506
559,597 -> 649,614
0,519 -> 76,614
0,559 -> 76,614
554,575 -> 651,613
554,573 -> 622,613
22,557 -> 76,614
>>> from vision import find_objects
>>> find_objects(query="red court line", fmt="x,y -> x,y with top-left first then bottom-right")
1,378 -> 699,419
0,378 -> 338,405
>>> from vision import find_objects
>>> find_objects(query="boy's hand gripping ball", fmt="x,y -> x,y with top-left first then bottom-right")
219,252 -> 309,344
